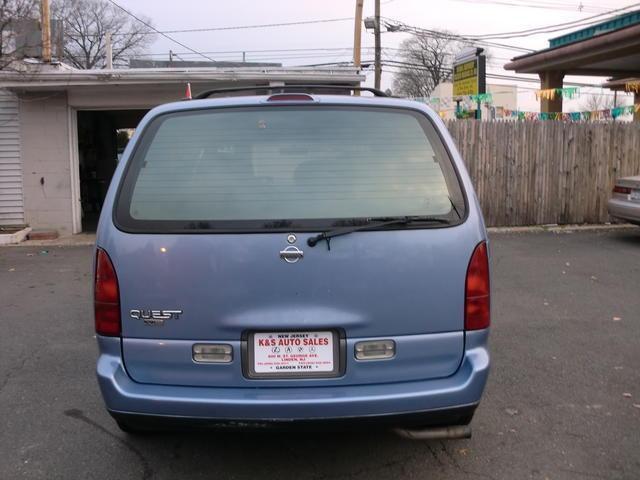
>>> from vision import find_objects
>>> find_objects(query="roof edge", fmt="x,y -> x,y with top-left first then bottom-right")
0,66 -> 365,90
504,22 -> 640,73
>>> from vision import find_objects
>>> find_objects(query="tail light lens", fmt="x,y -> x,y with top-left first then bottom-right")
267,93 -> 314,102
94,248 -> 121,336
465,242 -> 490,331
613,185 -> 631,194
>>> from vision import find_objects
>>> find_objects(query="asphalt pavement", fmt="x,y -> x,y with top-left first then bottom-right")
1,229 -> 639,480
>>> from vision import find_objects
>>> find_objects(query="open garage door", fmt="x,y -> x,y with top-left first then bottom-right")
77,109 -> 147,231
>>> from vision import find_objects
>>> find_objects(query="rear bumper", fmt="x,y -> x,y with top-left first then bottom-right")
608,198 -> 640,224
109,404 -> 478,431
97,330 -> 490,423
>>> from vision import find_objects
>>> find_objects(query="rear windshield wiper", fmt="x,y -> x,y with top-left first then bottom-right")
307,216 -> 451,250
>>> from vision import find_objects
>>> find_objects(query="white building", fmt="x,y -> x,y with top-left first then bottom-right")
429,82 -> 519,120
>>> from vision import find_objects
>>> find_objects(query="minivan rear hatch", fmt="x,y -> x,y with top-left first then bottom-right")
108,101 -> 477,387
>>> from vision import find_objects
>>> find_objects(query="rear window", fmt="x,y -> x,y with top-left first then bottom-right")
115,105 -> 465,232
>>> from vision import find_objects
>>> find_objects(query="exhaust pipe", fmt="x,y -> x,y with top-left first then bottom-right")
393,425 -> 472,440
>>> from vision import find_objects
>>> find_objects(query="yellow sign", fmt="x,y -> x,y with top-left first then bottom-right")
453,59 -> 478,97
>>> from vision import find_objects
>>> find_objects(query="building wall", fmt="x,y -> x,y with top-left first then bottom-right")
0,90 -> 23,226
487,84 -> 518,111
67,85 -> 187,109
20,92 -> 74,234
430,82 -> 518,120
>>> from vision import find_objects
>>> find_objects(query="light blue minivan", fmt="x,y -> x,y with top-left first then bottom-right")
94,86 -> 490,438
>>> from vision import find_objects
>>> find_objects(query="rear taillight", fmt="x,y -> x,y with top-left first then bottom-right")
94,248 -> 121,336
465,242 -> 490,331
613,185 -> 631,194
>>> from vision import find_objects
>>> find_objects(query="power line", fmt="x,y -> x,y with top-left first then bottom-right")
149,17 -> 352,34
132,46 -> 386,58
380,61 -> 607,88
378,64 -> 631,97
380,2 -> 640,52
123,46 -> 413,65
461,1 -> 640,40
104,0 -> 217,62
162,53 -> 357,62
381,17 -> 535,52
287,56 -> 618,92
298,59 -> 377,67
129,48 -> 417,65
451,0 -> 614,13
84,17 -> 353,37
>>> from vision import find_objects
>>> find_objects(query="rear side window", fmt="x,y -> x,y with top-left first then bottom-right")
115,105 -> 465,232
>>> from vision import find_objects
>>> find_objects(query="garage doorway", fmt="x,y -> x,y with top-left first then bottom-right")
77,110 -> 148,231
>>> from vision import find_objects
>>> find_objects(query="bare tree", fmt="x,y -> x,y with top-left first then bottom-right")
0,0 -> 39,69
581,93 -> 616,111
392,31 -> 461,98
52,0 -> 155,69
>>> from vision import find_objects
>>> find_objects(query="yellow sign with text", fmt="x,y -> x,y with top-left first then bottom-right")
453,59 -> 478,97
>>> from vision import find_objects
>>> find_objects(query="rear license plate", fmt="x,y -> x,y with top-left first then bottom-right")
247,331 -> 339,378
631,189 -> 640,202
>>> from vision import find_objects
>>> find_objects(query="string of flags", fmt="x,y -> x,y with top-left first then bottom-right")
468,93 -> 493,103
427,93 -> 494,105
419,85 -> 640,120
429,88 -> 582,107
502,104 -> 640,121
625,81 -> 640,93
534,87 -> 580,101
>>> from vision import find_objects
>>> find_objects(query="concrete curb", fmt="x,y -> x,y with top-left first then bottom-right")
1,233 -> 96,247
0,227 -> 32,245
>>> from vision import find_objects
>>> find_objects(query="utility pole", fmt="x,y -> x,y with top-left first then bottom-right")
353,0 -> 364,95
105,32 -> 113,69
41,0 -> 51,63
374,0 -> 381,90
353,0 -> 364,68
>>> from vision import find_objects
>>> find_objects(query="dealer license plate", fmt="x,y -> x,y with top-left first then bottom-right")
250,331 -> 337,377
631,189 -> 640,202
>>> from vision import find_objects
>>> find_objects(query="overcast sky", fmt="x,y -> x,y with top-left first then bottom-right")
115,0 -> 636,111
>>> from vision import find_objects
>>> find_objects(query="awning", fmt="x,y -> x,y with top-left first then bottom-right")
505,23 -> 640,77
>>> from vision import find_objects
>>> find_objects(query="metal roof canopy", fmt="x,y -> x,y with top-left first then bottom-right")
549,10 -> 640,48
602,77 -> 640,91
505,22 -> 640,77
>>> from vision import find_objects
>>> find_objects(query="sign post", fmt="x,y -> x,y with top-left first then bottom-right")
453,47 -> 486,120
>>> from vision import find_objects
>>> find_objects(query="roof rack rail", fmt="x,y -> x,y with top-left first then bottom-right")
194,84 -> 388,99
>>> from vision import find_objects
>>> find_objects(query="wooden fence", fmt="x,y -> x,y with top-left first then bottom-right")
446,121 -> 640,227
